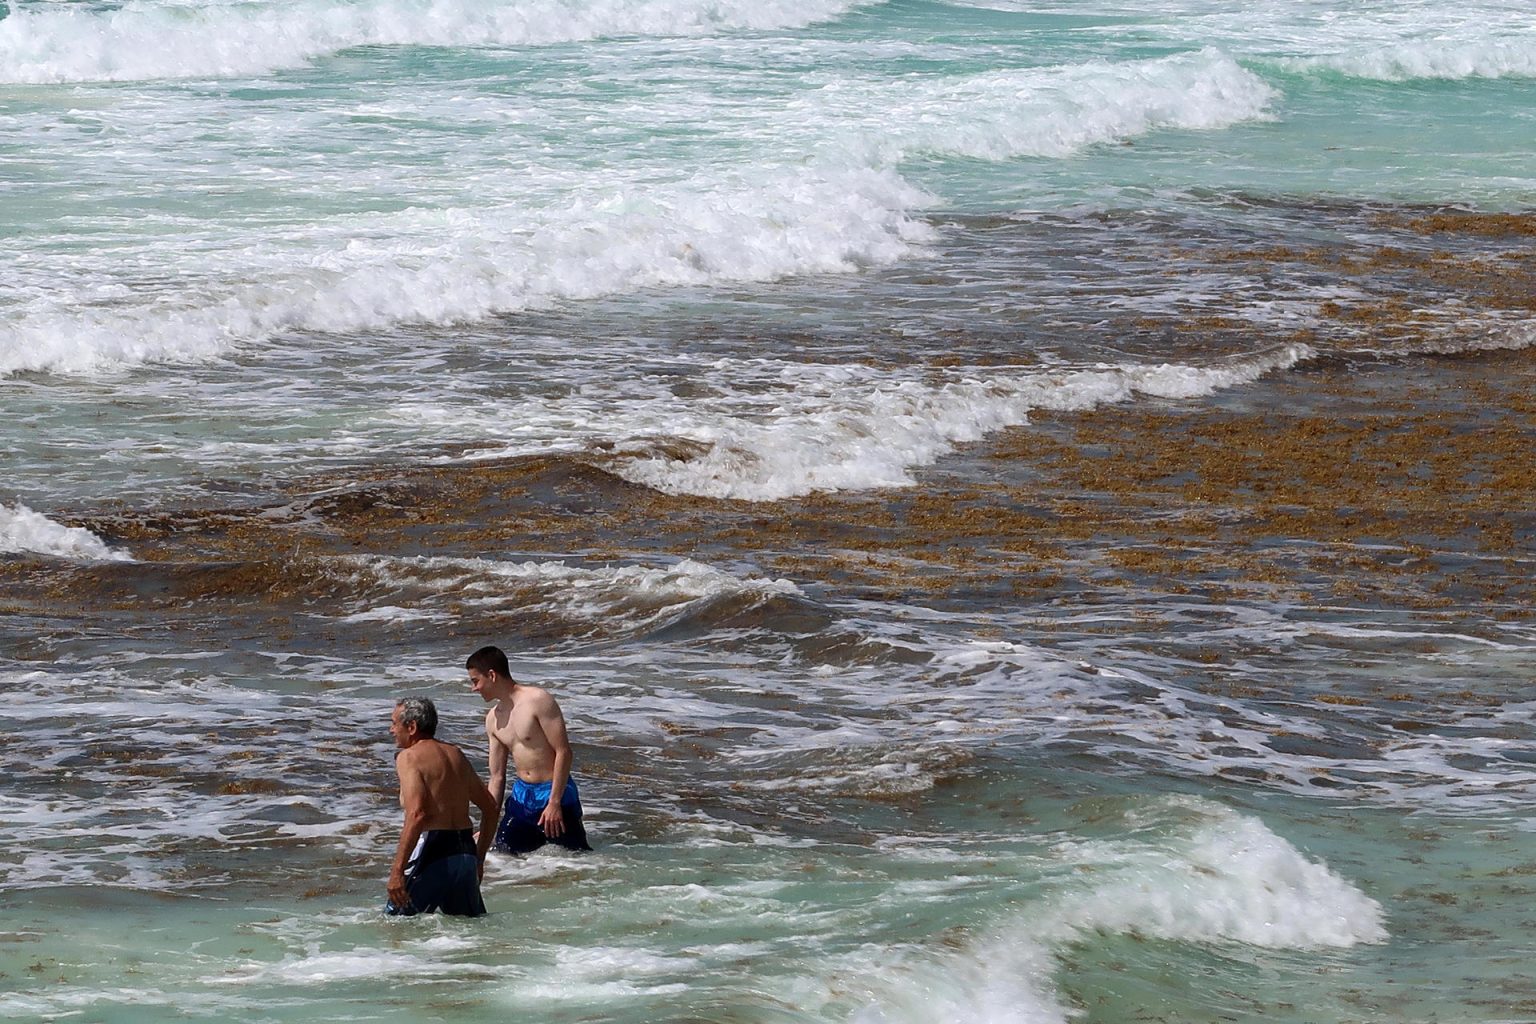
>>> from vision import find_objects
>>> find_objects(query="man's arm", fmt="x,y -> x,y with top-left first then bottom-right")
459,750 -> 501,877
485,709 -> 509,809
535,697 -> 574,838
388,751 -> 430,909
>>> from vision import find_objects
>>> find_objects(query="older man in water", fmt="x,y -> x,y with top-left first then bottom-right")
466,645 -> 593,854
386,696 -> 500,916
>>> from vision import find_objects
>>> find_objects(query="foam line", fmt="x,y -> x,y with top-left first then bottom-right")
607,345 -> 1315,500
0,0 -> 868,84
816,48 -> 1277,163
0,503 -> 133,562
847,802 -> 1384,1024
0,168 -> 933,378
1282,36 -> 1536,81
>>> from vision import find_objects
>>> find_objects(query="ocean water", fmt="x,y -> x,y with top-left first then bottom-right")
3,0 -> 1535,1021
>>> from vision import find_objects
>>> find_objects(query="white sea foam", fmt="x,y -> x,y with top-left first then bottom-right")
0,502 -> 133,561
335,554 -> 804,633
846,948 -> 1067,1024
816,49 -> 1276,163
0,167 -> 932,378
214,949 -> 499,985
0,50 -> 1269,383
907,609 -> 1536,816
733,745 -> 965,797
1048,808 -> 1387,948
0,665 -> 391,890
603,344 -> 1313,500
1283,35 -> 1536,82
0,0 -> 865,84
947,0 -> 1536,83
845,802 -> 1383,1024
980,0 -> 1536,83
1383,319 -> 1536,357
0,987 -> 272,1020
332,604 -> 443,625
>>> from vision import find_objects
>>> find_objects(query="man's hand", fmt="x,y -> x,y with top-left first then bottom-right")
539,802 -> 565,838
387,871 -> 412,910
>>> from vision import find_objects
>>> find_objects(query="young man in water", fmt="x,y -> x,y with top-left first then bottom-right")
466,645 -> 593,853
386,696 -> 500,916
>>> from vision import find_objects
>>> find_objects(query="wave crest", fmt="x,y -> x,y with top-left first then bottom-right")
601,345 -> 1314,500
0,168 -> 933,378
1283,37 -> 1536,82
845,801 -> 1383,1024
1049,806 -> 1387,948
832,49 -> 1276,162
0,0 -> 866,84
332,554 -> 810,638
0,503 -> 134,562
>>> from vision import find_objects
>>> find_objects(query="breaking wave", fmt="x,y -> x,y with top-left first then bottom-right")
0,503 -> 133,562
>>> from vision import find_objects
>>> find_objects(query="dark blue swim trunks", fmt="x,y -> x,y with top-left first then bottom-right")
493,778 -> 593,855
386,828 -> 485,917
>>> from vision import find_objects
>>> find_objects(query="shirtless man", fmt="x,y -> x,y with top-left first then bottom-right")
466,645 -> 593,854
386,696 -> 500,916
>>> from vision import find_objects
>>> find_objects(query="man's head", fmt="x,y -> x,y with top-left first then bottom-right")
466,645 -> 513,702
466,645 -> 511,678
391,696 -> 438,747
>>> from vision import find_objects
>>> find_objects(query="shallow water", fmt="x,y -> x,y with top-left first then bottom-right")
3,0 -> 1536,1020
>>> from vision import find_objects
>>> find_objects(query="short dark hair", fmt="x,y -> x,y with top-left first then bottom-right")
396,696 -> 438,738
466,645 -> 511,678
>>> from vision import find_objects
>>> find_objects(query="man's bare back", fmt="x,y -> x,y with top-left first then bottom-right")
396,738 -> 480,830
386,697 -> 498,916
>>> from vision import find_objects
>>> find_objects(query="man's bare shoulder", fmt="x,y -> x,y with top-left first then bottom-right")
403,738 -> 461,763
395,744 -> 427,772
500,685 -> 558,720
519,688 -> 567,726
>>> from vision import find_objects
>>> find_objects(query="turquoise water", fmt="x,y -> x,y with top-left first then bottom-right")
3,0 -> 1536,1020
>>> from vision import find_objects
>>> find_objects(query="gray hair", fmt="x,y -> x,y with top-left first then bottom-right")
395,696 -> 438,739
